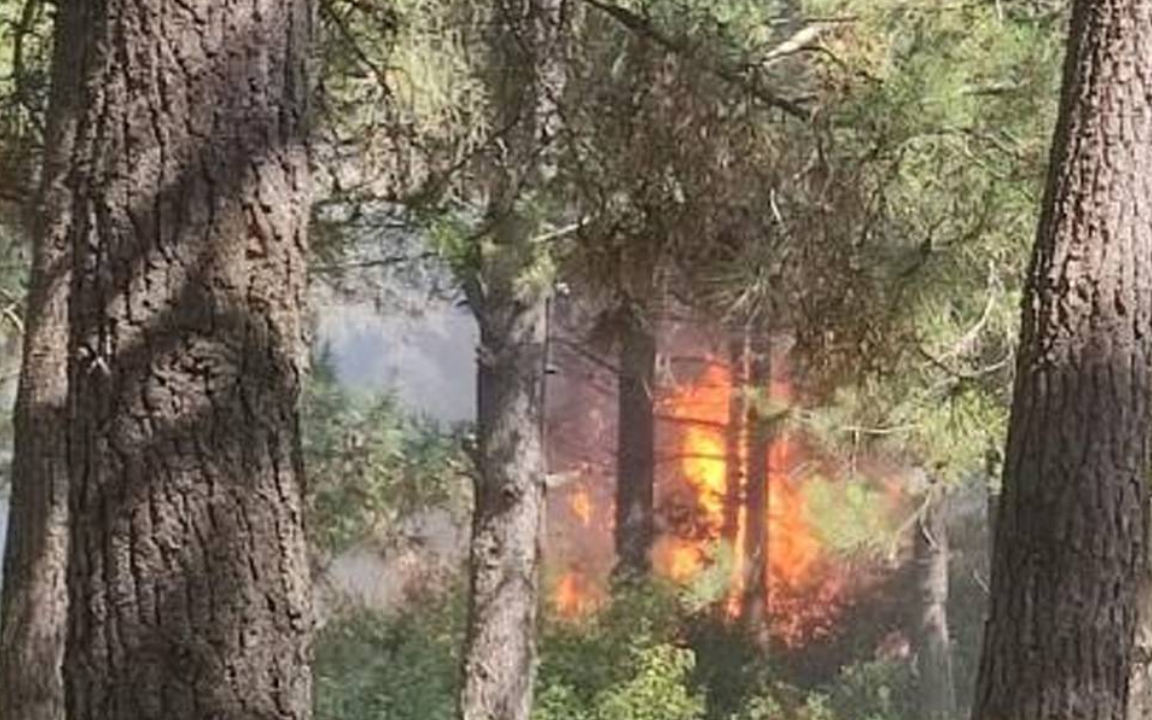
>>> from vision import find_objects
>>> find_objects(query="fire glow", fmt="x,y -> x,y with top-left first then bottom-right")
551,356 -> 855,646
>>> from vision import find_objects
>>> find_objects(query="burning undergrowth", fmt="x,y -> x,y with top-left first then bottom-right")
544,317 -> 915,661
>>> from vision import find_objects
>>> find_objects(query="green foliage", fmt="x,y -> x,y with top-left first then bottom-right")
314,0 -> 488,206
314,583 -> 709,720
0,0 -> 50,201
678,543 -> 737,612
536,582 -> 689,713
314,595 -> 465,720
725,692 -> 785,720
537,641 -> 704,720
822,659 -> 915,720
789,0 -> 1064,485
558,0 -> 811,319
303,349 -> 470,555
805,477 -> 901,557
312,576 -> 925,720
721,659 -> 913,720
592,645 -> 704,720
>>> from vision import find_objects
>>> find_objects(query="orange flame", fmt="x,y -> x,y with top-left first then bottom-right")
553,570 -> 605,618
656,358 -> 847,645
547,351 -> 871,642
652,536 -> 706,582
569,486 -> 594,527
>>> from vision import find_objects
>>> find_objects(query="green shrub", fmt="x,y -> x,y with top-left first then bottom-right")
592,645 -> 704,720
313,596 -> 463,720
535,581 -> 700,720
315,582 -> 705,720
313,582 -> 916,720
823,659 -> 915,720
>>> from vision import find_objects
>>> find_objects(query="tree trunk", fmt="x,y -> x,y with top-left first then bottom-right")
614,302 -> 656,577
61,2 -> 315,719
1130,511 -> 1152,720
741,336 -> 771,648
972,2 -> 1152,719
722,334 -> 748,547
461,280 -> 548,720
914,487 -> 956,720
459,0 -> 564,718
0,6 -> 84,717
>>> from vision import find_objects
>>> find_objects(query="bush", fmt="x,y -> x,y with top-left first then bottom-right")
823,659 -> 915,720
314,582 -> 916,720
535,582 -> 702,720
313,595 -> 463,720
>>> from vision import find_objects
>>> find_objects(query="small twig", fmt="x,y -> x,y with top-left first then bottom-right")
320,0 -> 394,96
311,250 -> 438,274
1,303 -> 23,336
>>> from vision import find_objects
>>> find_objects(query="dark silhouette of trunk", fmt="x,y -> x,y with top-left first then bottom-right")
0,6 -> 83,717
459,0 -> 564,718
741,335 -> 771,647
914,486 -> 956,720
722,334 -> 749,546
972,2 -> 1152,719
61,2 -> 315,719
614,302 -> 656,577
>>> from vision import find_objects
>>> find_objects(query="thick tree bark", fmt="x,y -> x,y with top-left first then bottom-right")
461,281 -> 548,720
741,336 -> 771,648
614,302 -> 656,577
60,2 -> 315,719
0,7 -> 84,718
459,0 -> 564,718
1130,508 -> 1152,720
914,487 -> 956,720
971,3 -> 1152,719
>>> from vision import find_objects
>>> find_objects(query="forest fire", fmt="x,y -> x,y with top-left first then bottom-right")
654,360 -> 848,644
549,352 -> 865,644
569,487 -> 595,528
554,569 -> 606,617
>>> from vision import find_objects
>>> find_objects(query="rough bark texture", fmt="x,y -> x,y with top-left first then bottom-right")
972,2 -> 1152,719
462,282 -> 548,720
459,0 -> 564,718
614,303 -> 655,577
740,337 -> 771,648
60,1 -> 315,719
1131,510 -> 1152,720
0,6 -> 84,718
914,488 -> 956,720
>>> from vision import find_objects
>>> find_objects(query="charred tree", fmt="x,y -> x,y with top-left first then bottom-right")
913,486 -> 956,720
972,2 -> 1152,719
60,1 -> 315,719
722,333 -> 749,547
458,0 -> 565,718
740,336 -> 772,648
614,300 -> 656,577
0,7 -> 83,718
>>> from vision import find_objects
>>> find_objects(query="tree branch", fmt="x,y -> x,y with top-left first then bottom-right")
576,0 -> 813,121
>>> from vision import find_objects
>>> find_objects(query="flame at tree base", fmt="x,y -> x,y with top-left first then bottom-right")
549,356 -> 896,648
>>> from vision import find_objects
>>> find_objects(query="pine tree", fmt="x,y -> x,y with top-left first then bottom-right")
58,1 -> 315,717
973,2 -> 1152,718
